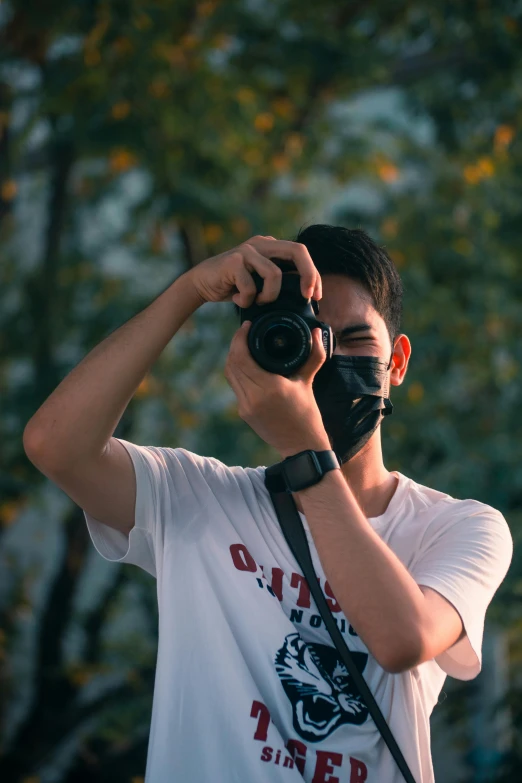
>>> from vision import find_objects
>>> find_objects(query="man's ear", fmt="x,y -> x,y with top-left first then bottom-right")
390,334 -> 411,387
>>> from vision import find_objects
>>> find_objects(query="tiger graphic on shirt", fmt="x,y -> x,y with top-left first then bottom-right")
275,632 -> 369,742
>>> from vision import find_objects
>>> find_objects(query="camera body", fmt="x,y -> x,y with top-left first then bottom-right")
238,259 -> 336,376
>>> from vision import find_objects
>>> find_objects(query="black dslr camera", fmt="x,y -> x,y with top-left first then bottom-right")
238,259 -> 336,376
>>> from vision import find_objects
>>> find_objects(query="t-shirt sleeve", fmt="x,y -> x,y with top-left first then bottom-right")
410,503 -> 513,681
83,438 -> 230,579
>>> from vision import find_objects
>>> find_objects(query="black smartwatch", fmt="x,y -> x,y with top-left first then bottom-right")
265,450 -> 340,493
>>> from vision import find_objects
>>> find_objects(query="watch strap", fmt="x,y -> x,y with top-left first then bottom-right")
265,450 -> 339,493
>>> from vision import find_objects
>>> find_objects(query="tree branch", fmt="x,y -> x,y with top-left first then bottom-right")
27,136 -> 74,402
179,217 -> 208,268
82,568 -> 129,665
0,669 -> 154,778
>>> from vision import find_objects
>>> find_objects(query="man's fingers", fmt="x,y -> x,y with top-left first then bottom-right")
228,245 -> 285,306
242,245 -> 283,304
247,237 -> 320,300
230,264 -> 258,308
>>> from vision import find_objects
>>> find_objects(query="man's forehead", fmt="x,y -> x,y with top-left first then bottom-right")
317,299 -> 377,332
318,277 -> 379,331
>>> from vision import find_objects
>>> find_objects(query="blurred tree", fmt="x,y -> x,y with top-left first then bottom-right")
1,1 -> 521,780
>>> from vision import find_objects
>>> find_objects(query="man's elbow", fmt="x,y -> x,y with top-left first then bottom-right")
377,636 -> 424,674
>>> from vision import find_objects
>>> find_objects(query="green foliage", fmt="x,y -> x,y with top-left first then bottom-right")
1,1 -> 521,779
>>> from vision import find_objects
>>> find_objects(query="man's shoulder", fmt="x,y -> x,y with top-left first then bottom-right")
402,472 -> 507,529
149,444 -> 267,488
408,481 -> 511,560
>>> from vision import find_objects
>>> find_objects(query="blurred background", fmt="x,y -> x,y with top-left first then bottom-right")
1,1 -> 521,781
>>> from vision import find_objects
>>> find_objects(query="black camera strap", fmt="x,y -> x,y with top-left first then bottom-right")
266,476 -> 417,783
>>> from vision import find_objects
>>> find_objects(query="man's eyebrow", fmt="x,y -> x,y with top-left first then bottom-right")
335,323 -> 373,339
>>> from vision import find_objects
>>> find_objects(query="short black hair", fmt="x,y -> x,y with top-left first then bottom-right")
294,224 -> 403,344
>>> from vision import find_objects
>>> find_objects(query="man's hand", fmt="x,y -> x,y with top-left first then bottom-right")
224,321 -> 331,458
188,235 -> 322,306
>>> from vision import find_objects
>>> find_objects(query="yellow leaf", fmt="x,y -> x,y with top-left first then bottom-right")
494,124 -> 515,152
1,180 -> 17,201
84,48 -> 101,66
109,148 -> 138,172
389,250 -> 405,268
223,404 -> 238,421
203,224 -> 223,244
135,376 -> 151,399
148,78 -> 170,99
271,97 -> 294,119
197,0 -> 217,18
407,382 -> 424,403
381,218 -> 398,237
111,101 -> 131,120
463,165 -> 480,185
377,160 -> 399,183
0,501 -> 22,527
0,111 -> 10,132
486,316 -> 503,338
180,33 -> 199,50
271,154 -> 290,173
243,148 -> 263,166
85,18 -> 109,48
179,411 -> 199,429
236,87 -> 256,105
69,667 -> 92,687
285,133 -> 304,157
477,157 -> 494,177
133,14 -> 152,30
151,223 -> 165,254
212,33 -> 233,51
503,16 -> 518,33
112,37 -> 134,57
453,237 -> 473,256
94,279 -> 122,306
231,217 -> 251,236
464,157 -> 495,184
154,43 -> 186,66
254,113 -> 274,132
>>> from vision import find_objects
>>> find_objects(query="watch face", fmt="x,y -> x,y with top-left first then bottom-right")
283,451 -> 320,489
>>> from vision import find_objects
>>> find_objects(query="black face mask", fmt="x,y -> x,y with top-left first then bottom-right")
312,351 -> 394,465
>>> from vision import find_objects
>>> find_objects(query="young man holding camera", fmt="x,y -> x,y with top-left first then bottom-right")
24,226 -> 512,782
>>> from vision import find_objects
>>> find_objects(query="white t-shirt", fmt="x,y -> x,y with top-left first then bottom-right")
83,439 -> 513,783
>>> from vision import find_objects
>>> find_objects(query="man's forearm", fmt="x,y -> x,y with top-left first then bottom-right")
295,468 -> 427,673
23,270 -> 204,468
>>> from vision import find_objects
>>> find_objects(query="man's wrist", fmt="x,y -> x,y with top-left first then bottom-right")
295,464 -> 344,497
277,437 -> 332,460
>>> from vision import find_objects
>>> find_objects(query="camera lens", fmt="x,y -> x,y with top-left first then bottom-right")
263,324 -> 301,360
248,311 -> 311,375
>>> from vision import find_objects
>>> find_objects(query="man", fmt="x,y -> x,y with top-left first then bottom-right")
24,226 -> 513,783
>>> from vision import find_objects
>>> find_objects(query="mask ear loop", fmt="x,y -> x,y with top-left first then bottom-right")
386,339 -> 396,372
381,340 -> 396,415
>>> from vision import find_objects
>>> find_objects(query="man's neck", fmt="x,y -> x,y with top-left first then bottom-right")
293,429 -> 398,519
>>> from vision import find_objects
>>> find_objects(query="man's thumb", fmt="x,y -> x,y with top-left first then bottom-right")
299,328 -> 326,381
